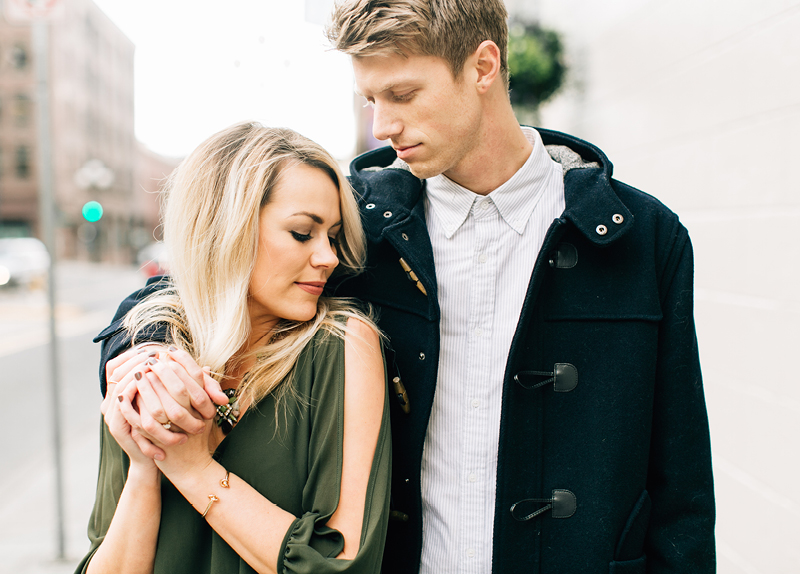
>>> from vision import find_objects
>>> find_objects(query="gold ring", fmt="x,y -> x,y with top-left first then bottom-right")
108,380 -> 120,385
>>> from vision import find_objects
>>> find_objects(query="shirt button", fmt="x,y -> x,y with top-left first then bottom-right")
471,399 -> 479,408
478,253 -> 487,263
480,201 -> 489,211
474,328 -> 482,337
468,473 -> 476,483
467,548 -> 475,558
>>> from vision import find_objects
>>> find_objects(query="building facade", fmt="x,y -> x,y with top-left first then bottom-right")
0,0 -> 144,263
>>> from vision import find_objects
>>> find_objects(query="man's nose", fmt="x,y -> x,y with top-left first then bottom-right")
371,102 -> 402,142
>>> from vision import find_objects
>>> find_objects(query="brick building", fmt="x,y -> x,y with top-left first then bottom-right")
0,0 -> 160,263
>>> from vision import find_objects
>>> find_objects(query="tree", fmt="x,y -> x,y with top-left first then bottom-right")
508,23 -> 567,124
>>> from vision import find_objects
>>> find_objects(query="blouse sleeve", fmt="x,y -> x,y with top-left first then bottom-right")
276,332 -> 392,574
75,419 -> 130,574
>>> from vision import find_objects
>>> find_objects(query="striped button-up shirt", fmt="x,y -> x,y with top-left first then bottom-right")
419,127 -> 565,573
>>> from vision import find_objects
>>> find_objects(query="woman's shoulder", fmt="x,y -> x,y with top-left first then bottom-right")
295,314 -> 382,393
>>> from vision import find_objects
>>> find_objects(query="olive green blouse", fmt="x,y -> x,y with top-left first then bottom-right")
77,329 -> 391,573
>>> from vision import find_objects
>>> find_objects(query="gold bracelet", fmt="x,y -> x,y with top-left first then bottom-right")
201,494 -> 219,518
200,470 -> 230,518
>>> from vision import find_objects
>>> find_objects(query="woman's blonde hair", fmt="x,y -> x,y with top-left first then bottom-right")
124,121 -> 374,409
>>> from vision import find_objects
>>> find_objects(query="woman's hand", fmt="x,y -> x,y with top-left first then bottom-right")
116,345 -> 227,460
104,376 -> 160,474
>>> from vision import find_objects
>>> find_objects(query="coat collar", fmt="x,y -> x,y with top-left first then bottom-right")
349,127 -> 634,247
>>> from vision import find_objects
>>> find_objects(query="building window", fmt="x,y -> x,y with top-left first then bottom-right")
12,94 -> 31,127
15,146 -> 30,179
9,44 -> 28,69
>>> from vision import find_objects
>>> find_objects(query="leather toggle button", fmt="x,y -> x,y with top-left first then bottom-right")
514,363 -> 578,392
510,489 -> 577,521
399,257 -> 428,296
393,376 -> 411,414
548,243 -> 578,269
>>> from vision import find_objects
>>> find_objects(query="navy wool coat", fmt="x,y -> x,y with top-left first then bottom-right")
95,129 -> 715,574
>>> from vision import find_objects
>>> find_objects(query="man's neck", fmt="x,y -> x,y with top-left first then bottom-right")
442,103 -> 534,196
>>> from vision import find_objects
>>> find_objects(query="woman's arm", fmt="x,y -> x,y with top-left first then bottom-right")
130,317 -> 387,573
84,382 -> 162,573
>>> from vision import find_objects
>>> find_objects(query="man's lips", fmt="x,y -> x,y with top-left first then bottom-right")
295,281 -> 325,296
394,144 -> 420,160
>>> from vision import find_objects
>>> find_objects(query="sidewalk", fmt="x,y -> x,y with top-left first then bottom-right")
0,260 -> 145,574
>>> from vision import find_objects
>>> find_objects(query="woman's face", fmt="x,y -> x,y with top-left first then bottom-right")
248,163 -> 342,330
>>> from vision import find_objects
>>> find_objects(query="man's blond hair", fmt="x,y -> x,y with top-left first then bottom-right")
326,0 -> 509,87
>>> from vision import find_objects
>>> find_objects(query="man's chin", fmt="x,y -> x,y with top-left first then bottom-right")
405,161 -> 440,181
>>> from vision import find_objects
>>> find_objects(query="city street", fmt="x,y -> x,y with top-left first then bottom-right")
0,261 -> 146,573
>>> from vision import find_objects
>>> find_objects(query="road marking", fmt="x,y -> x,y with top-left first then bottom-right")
0,310 -> 113,358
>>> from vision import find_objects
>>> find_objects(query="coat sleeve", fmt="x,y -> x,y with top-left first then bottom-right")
276,334 -> 392,574
646,226 -> 716,573
75,419 -> 130,574
94,275 -> 171,397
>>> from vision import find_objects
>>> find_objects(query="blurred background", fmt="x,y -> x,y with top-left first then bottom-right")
0,0 -> 797,572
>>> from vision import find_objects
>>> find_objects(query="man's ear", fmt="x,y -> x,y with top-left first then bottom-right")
473,40 -> 502,94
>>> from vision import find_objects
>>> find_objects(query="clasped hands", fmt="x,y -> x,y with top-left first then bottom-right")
102,343 -> 229,477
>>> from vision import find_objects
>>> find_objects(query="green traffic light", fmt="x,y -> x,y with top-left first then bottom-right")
82,201 -> 103,222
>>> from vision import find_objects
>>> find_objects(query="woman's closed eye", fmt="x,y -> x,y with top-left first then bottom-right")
291,231 -> 312,243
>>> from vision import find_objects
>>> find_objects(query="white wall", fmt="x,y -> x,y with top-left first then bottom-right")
533,1 -> 800,572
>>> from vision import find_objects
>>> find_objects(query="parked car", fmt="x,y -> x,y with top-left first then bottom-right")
137,241 -> 170,278
0,237 -> 50,289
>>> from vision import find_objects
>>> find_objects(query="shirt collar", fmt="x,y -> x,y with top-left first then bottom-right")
425,127 -> 559,238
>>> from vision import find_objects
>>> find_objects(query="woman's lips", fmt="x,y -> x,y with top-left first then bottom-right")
296,282 -> 325,296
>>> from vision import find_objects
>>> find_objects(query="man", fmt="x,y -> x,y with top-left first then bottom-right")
96,0 -> 715,572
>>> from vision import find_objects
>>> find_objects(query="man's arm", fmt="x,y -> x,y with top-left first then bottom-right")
646,230 -> 716,572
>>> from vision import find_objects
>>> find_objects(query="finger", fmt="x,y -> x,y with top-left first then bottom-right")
146,359 -> 206,434
203,367 -> 229,406
105,343 -> 152,384
107,347 -> 161,393
130,426 -> 166,461
136,382 -> 188,447
165,346 -> 228,407
134,365 -> 171,428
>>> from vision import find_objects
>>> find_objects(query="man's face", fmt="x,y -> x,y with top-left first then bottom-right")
352,51 -> 484,181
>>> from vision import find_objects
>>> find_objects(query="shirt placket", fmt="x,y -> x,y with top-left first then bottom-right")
459,198 -> 499,572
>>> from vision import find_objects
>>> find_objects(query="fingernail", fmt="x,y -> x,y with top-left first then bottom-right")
180,436 -> 187,444
117,395 -> 123,402
148,358 -> 158,365
168,345 -> 177,352
154,453 -> 164,461
147,351 -> 158,358
134,372 -> 142,381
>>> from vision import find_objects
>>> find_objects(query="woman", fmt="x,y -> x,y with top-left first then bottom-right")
78,122 -> 390,573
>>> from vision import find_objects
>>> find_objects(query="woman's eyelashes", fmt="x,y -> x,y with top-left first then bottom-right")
290,230 -> 339,250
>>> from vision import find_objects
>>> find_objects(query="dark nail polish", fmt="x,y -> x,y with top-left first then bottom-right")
147,351 -> 158,358
148,358 -> 158,365
134,372 -> 142,380
168,346 -> 177,352
117,395 -> 123,402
